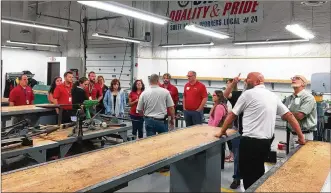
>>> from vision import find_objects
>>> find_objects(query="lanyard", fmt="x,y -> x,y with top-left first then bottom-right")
88,83 -> 94,95
64,83 -> 72,96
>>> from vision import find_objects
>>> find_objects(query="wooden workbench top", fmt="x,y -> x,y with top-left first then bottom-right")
37,126 -> 122,141
2,125 -> 236,192
1,105 -> 46,112
256,141 -> 331,192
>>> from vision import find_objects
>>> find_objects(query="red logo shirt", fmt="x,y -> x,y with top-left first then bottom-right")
129,91 -> 142,116
183,81 -> 208,111
9,85 -> 34,106
85,82 -> 102,100
161,83 -> 179,115
53,82 -> 73,110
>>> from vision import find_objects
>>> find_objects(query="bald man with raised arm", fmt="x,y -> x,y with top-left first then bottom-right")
215,72 -> 305,190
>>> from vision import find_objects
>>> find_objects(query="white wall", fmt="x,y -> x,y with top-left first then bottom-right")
1,48 -> 61,93
137,1 -> 331,92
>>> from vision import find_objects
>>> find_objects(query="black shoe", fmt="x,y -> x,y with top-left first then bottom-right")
230,179 -> 241,189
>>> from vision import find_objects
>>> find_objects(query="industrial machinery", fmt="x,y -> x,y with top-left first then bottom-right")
1,119 -> 75,147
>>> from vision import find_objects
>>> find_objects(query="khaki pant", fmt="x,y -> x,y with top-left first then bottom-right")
289,132 -> 314,151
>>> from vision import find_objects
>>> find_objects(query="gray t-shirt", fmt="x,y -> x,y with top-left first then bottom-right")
284,89 -> 317,131
137,85 -> 174,119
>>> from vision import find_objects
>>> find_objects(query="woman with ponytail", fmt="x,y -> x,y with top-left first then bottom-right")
208,90 -> 228,127
72,77 -> 89,110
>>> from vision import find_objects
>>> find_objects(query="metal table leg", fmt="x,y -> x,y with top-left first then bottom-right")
60,144 -> 73,158
170,145 -> 221,192
58,108 -> 63,125
27,150 -> 47,163
118,131 -> 128,142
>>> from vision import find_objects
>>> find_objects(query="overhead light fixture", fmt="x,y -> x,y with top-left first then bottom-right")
77,1 -> 170,25
185,24 -> 230,39
92,32 -> 142,44
159,42 -> 214,48
6,40 -> 60,48
1,17 -> 73,32
285,24 -> 315,39
234,38 -> 309,45
1,45 -> 27,49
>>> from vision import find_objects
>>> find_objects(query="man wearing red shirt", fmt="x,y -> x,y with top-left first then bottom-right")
85,71 -> 103,101
53,71 -> 74,123
9,74 -> 37,125
161,73 -> 179,130
9,74 -> 34,106
183,71 -> 208,126
85,71 -> 103,115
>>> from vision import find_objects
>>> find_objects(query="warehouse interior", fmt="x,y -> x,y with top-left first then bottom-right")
0,1 -> 331,192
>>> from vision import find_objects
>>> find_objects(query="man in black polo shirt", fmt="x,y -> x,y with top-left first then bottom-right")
224,76 -> 243,189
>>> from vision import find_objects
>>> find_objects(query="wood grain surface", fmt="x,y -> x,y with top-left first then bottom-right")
256,141 -> 331,192
1,125 -> 235,192
37,126 -> 121,141
1,105 -> 45,113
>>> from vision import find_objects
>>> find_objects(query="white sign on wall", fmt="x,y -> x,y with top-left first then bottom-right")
168,1 -> 263,32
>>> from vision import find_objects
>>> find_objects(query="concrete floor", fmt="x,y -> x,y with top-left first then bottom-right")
116,155 -> 275,192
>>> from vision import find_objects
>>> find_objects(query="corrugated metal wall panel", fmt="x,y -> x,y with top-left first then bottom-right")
86,41 -> 132,90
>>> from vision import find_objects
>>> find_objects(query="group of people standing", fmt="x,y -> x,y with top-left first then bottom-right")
47,71 -> 126,123
9,70 -> 317,191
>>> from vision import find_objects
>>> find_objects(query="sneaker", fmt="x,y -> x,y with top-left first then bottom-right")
230,179 -> 241,189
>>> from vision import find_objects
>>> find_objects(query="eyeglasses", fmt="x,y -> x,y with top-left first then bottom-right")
212,94 -> 217,96
291,77 -> 302,81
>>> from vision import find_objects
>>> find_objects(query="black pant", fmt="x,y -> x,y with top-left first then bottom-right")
62,110 -> 74,123
239,137 -> 271,190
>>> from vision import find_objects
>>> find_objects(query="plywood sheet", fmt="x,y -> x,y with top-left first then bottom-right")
256,141 -> 331,192
37,126 -> 122,141
2,137 -> 57,152
1,105 -> 45,113
2,125 -> 235,192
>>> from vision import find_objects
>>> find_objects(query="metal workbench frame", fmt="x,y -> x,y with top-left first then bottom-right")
1,123 -> 132,165
1,107 -> 55,118
246,143 -> 330,192
2,126 -> 239,192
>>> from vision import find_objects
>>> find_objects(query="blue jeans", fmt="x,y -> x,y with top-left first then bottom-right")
130,114 -> 144,138
144,117 -> 168,137
232,135 -> 241,180
183,110 -> 203,127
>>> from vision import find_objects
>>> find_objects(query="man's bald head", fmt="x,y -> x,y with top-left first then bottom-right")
246,72 -> 264,89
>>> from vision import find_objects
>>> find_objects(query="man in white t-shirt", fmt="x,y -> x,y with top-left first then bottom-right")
215,72 -> 305,190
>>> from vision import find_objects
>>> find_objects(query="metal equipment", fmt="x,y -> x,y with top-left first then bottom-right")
1,119 -> 75,148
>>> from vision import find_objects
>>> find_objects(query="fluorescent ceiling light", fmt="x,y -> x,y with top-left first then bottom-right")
1,45 -> 27,49
1,17 -> 73,32
285,24 -> 315,39
185,24 -> 230,39
234,39 -> 309,45
78,1 -> 170,25
6,40 -> 60,48
92,32 -> 142,44
160,42 -> 214,48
